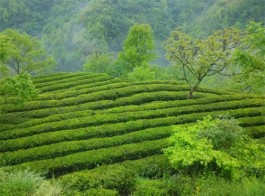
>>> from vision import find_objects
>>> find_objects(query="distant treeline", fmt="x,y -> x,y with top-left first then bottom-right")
0,0 -> 264,71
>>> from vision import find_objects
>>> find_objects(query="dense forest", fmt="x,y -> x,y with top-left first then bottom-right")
1,0 -> 265,71
0,0 -> 265,195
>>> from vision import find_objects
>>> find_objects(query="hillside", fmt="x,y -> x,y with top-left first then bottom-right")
1,0 -> 264,71
0,72 -> 264,194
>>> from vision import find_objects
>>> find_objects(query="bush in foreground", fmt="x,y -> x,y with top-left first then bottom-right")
0,169 -> 61,196
164,115 -> 265,179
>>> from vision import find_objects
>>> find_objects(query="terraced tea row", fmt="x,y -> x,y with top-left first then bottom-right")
1,95 -> 261,132
1,72 -> 264,182
1,98 -> 264,140
32,72 -> 89,84
1,108 -> 263,153
5,139 -> 168,177
34,73 -> 104,88
3,84 -> 209,113
0,126 -> 173,166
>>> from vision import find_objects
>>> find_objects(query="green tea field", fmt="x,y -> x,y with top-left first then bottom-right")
0,72 -> 264,194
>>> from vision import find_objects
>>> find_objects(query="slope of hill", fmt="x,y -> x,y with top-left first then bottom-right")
0,72 -> 264,193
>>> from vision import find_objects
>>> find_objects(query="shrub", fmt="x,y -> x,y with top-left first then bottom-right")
132,175 -> 194,196
197,176 -> 265,196
0,169 -> 61,196
196,116 -> 243,150
133,178 -> 168,196
60,155 -> 171,194
127,66 -> 155,81
72,188 -> 118,196
164,116 -> 265,179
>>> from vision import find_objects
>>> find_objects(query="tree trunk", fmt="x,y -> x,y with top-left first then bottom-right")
187,86 -> 195,99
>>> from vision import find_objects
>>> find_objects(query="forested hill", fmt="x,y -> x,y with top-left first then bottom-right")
0,0 -> 264,71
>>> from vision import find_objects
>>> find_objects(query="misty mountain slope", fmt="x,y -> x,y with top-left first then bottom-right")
1,0 -> 263,71
188,0 -> 265,37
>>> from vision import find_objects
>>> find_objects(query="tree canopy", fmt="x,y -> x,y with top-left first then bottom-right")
231,22 -> 265,93
0,29 -> 55,76
117,24 -> 156,72
165,28 -> 241,98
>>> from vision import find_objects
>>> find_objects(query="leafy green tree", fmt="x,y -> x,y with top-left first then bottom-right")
165,28 -> 241,98
0,29 -> 55,76
231,22 -> 265,93
83,52 -> 114,73
117,24 -> 156,73
0,73 -> 38,112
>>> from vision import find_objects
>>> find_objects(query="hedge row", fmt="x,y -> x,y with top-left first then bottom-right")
38,78 -> 124,101
32,72 -> 82,84
37,75 -> 113,93
0,95 -> 229,131
1,90 -> 202,116
2,84 -> 197,113
1,96 -> 263,132
59,155 -> 171,193
1,107 -> 263,152
239,116 -> 265,128
0,118 -> 177,152
34,73 -> 100,88
99,96 -> 265,115
244,125 -> 265,139
0,93 -> 222,131
0,110 -> 94,132
2,82 -> 239,113
0,99 -> 111,124
1,98 -> 263,140
0,126 -> 173,166
38,80 -> 184,102
39,83 -> 236,103
6,139 -> 168,177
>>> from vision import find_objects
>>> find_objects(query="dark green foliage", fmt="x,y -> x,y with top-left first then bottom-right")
196,117 -> 244,150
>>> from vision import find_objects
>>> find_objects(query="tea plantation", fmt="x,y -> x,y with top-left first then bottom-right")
0,72 -> 264,195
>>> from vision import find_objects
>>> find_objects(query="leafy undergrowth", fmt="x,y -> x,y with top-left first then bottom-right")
0,72 -> 264,195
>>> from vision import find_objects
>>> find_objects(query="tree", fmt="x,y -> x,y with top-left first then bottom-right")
117,24 -> 156,73
165,28 -> 241,99
83,52 -> 113,73
231,22 -> 265,93
0,73 -> 38,112
0,29 -> 55,76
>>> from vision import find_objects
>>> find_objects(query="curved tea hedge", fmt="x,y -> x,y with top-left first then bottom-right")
0,72 -> 264,192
